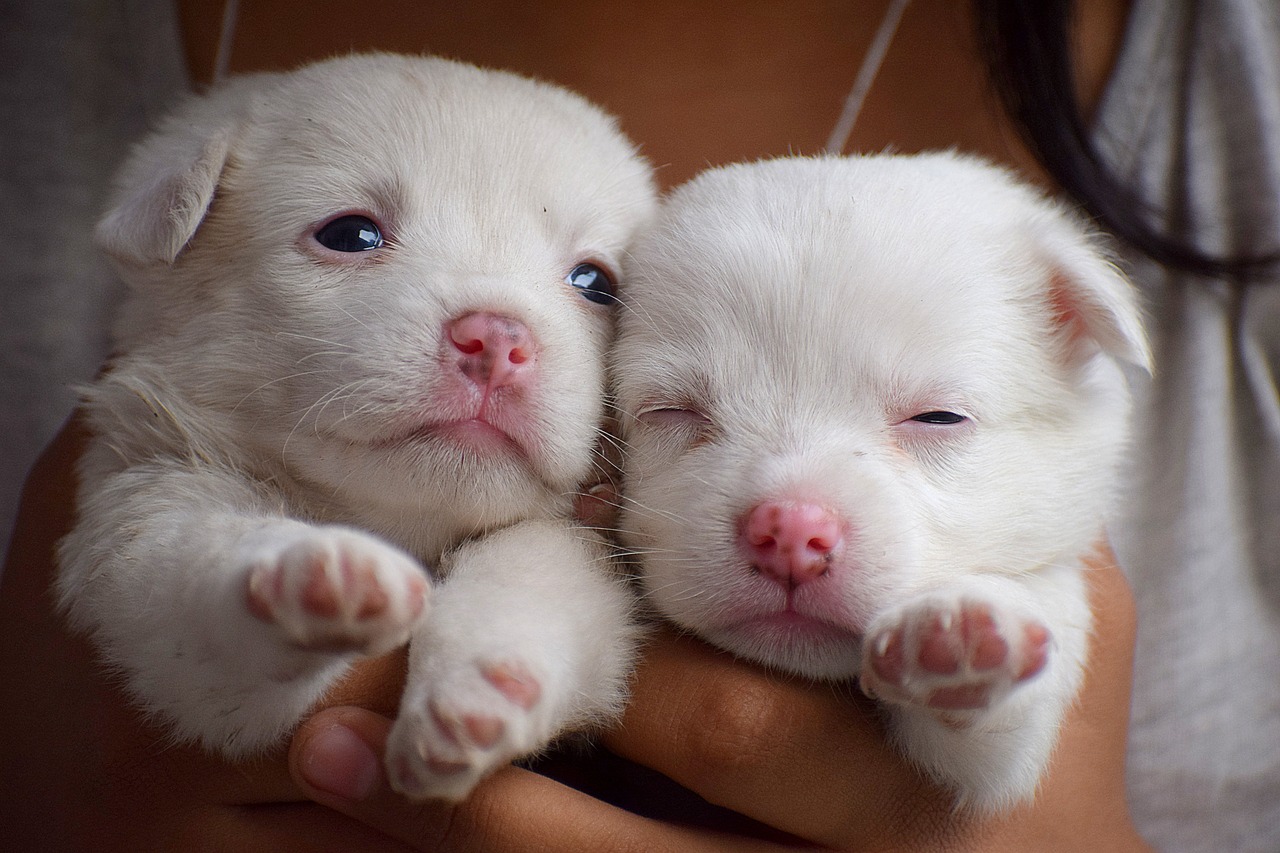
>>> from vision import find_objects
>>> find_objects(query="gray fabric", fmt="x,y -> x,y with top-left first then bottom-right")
0,0 -> 189,554
1095,1 -> 1280,850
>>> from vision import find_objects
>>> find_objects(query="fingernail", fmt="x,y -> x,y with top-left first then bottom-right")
301,723 -> 380,801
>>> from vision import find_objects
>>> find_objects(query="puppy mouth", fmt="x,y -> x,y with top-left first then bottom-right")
374,417 -> 527,457
714,580 -> 866,645
733,607 -> 862,644
706,603 -> 864,680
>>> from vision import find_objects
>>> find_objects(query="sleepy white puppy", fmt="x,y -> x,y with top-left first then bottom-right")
56,53 -> 655,801
612,153 -> 1149,813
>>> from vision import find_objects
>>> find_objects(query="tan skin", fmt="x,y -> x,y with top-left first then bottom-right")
0,1 -> 1151,849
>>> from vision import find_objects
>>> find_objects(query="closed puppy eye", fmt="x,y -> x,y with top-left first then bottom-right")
566,262 -> 616,305
909,411 -> 968,425
636,405 -> 710,428
313,214 -> 385,253
634,405 -> 717,452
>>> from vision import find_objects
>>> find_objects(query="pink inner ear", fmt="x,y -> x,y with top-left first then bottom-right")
1035,227 -> 1151,372
1047,271 -> 1095,353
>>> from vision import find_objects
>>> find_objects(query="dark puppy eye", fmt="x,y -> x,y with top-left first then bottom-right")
315,215 -> 384,252
566,262 -> 616,305
911,411 -> 967,425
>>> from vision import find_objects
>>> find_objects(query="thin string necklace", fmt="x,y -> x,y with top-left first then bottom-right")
825,0 -> 912,155
212,0 -> 240,84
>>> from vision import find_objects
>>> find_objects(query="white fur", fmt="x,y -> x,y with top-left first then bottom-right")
57,53 -> 655,800
612,153 -> 1149,813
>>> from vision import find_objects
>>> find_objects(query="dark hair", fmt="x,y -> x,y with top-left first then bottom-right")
974,0 -> 1278,281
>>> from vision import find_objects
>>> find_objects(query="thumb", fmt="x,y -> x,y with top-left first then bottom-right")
289,706 -> 782,853
290,707 -> 392,806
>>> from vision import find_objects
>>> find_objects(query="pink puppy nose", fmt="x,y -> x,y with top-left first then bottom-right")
446,312 -> 538,388
742,501 -> 843,588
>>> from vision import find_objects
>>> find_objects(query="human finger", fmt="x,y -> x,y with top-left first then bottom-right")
289,705 -> 794,853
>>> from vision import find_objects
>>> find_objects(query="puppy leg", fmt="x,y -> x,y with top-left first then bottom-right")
860,564 -> 1090,814
386,520 -> 637,801
58,457 -> 429,756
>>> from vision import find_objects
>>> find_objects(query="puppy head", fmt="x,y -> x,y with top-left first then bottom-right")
612,153 -> 1147,679
96,53 -> 656,542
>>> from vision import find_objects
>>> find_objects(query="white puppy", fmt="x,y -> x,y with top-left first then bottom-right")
611,153 -> 1149,813
57,53 -> 655,801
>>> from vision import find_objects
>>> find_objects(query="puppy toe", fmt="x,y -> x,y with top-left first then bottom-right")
243,528 -> 429,654
863,597 -> 1052,717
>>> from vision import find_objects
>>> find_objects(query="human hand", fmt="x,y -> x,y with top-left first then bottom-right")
289,546 -> 1153,852
0,419 -> 416,851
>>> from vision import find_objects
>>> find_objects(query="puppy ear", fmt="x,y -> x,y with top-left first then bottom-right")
94,126 -> 232,267
1034,217 -> 1152,374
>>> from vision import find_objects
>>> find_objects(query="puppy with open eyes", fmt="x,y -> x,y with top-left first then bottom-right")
611,153 -> 1149,814
56,53 -> 655,801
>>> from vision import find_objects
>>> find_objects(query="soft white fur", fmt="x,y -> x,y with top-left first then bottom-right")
612,153 -> 1149,813
56,53 -> 655,801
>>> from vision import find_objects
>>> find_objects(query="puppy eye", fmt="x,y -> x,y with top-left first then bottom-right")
637,406 -> 708,428
910,411 -> 968,425
635,405 -> 716,444
566,262 -> 616,305
314,215 -> 384,252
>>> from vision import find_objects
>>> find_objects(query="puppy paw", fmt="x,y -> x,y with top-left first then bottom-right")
243,527 -> 429,655
861,598 -> 1049,718
386,658 -> 550,801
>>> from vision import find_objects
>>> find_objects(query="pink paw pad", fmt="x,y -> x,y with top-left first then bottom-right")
926,683 -> 998,711
429,701 -> 506,750
248,552 -> 415,624
916,604 -> 1009,676
481,661 -> 542,710
300,559 -> 343,618
865,600 -> 1051,715
1017,623 -> 1051,680
245,566 -> 285,621
242,533 -> 428,653
869,627 -> 906,684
